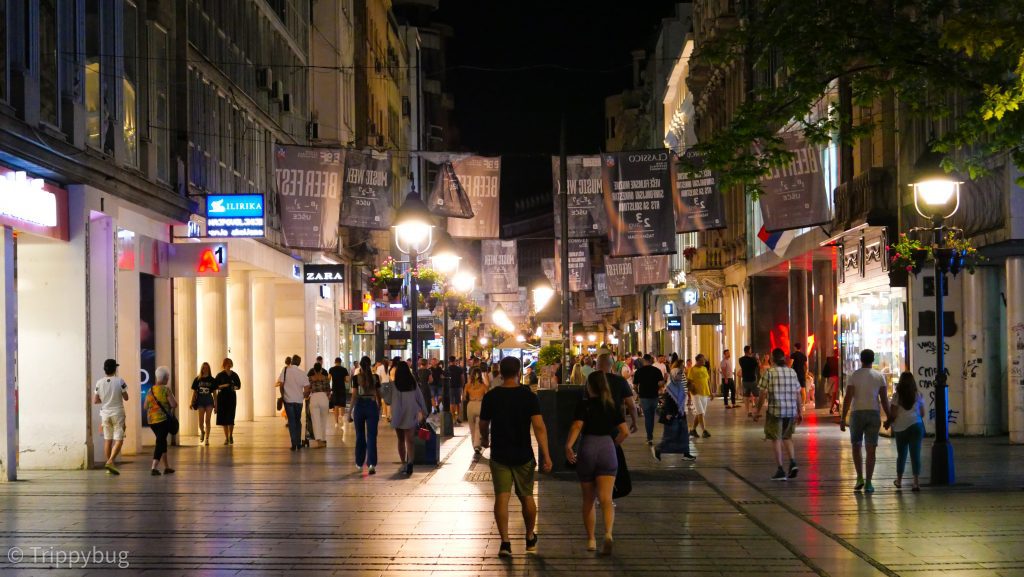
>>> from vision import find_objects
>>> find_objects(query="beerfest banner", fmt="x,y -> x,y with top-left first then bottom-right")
445,156 -> 502,239
605,258 -> 636,297
633,255 -> 671,286
426,160 -> 475,219
274,145 -> 344,249
601,151 -> 677,257
481,240 -> 518,294
674,150 -> 726,233
758,131 -> 831,232
555,239 -> 592,292
552,155 -> 607,238
341,150 -> 394,230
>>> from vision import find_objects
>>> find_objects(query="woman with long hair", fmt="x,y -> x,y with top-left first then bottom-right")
464,367 -> 489,455
215,358 -> 241,445
389,360 -> 427,475
569,362 -> 586,385
565,371 -> 629,555
350,356 -> 381,474
191,362 -> 216,446
887,371 -> 926,491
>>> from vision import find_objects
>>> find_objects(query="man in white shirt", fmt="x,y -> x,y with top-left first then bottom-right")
840,349 -> 892,494
653,355 -> 669,382
93,358 -> 129,475
278,354 -> 310,451
720,350 -> 737,409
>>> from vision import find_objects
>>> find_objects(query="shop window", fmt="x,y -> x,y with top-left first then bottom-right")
123,0 -> 138,168
149,23 -> 169,183
85,0 -> 101,148
39,0 -> 59,127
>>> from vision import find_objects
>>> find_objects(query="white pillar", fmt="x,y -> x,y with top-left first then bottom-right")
0,227 -> 17,481
228,271 -> 254,422
252,277 -> 277,417
1007,257 -> 1024,444
174,277 -> 198,437
305,283 -> 318,363
88,216 -> 116,463
155,277 -> 173,444
116,268 -> 142,455
197,277 -> 228,376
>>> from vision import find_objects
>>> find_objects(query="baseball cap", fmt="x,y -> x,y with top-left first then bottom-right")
103,359 -> 119,373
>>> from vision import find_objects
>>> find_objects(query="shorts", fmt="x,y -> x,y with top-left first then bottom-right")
797,376 -> 807,389
430,385 -> 442,399
742,381 -> 759,397
691,395 -> 710,416
102,413 -> 126,441
849,410 -> 881,446
449,388 -> 464,404
764,413 -> 796,440
575,434 -> 617,483
490,459 -> 536,497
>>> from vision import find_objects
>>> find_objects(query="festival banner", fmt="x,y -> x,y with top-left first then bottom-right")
601,150 -> 677,256
758,131 -> 831,232
674,150 -> 726,232
605,258 -> 636,297
426,160 -> 474,218
594,272 -> 615,310
340,150 -> 394,230
555,239 -> 592,292
481,240 -> 518,294
274,145 -> 343,249
633,255 -> 671,286
552,155 -> 607,238
446,156 -> 502,239
541,257 -> 557,287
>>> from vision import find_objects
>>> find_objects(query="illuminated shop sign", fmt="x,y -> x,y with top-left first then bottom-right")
167,243 -> 228,278
666,315 -> 682,331
303,263 -> 345,283
0,170 -> 58,227
205,194 -> 265,238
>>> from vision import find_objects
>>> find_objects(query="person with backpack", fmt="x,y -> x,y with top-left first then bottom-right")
654,364 -> 696,462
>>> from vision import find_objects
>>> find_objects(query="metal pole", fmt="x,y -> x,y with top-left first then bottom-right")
931,222 -> 955,485
442,303 -> 453,436
560,115 -> 571,382
410,248 -> 419,378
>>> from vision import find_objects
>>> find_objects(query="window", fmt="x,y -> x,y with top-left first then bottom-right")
39,0 -> 59,126
123,0 -> 138,168
85,0 -> 101,148
150,24 -> 169,183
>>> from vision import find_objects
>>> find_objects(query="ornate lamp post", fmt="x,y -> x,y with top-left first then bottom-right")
393,192 -> 435,384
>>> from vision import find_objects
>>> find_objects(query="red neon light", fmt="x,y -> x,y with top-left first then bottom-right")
806,333 -> 816,355
197,248 -> 220,273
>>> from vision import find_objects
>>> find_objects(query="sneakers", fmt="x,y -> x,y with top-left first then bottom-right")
164,468 -> 175,475
689,429 -> 698,437
653,447 -> 662,461
854,477 -> 865,491
498,541 -> 512,558
647,439 -> 654,446
151,469 -> 161,476
681,453 -> 697,461
770,467 -> 787,481
104,463 -> 120,475
701,430 -> 711,438
368,465 -> 376,475
525,533 -> 538,553
865,481 -> 875,494
787,461 -> 799,479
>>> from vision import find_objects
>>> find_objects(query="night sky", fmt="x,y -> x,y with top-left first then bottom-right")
434,1 -> 682,223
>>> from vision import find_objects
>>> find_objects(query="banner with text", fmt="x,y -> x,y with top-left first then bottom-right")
274,145 -> 343,249
426,160 -> 475,218
674,150 -> 726,232
594,272 -> 615,310
605,258 -> 636,297
758,131 -> 831,232
446,156 -> 502,238
555,239 -> 592,292
341,150 -> 394,230
601,151 -> 677,256
482,240 -> 518,294
552,155 -> 607,238
633,255 -> 671,286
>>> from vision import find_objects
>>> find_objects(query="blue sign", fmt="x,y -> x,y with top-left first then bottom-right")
666,315 -> 682,331
206,194 -> 265,238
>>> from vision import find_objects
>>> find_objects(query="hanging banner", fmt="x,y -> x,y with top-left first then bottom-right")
426,160 -> 475,218
605,258 -> 636,297
758,131 -> 831,232
341,150 -> 394,230
633,255 -> 671,286
555,239 -> 592,292
446,156 -> 501,238
674,150 -> 726,233
594,273 -> 615,310
541,257 -> 557,287
481,239 -> 518,294
274,145 -> 343,249
552,155 -> 607,238
601,151 -> 677,257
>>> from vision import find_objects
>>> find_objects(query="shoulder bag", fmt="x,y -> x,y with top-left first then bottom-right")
148,387 -> 180,435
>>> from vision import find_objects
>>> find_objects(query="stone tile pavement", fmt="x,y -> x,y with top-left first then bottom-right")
1,403 -> 1023,576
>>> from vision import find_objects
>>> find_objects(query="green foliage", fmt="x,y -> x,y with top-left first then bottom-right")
537,344 -> 564,367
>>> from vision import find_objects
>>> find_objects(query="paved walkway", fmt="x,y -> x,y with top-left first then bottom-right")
2,402 -> 1024,576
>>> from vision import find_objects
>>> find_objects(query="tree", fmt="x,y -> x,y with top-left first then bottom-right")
692,0 -> 1024,192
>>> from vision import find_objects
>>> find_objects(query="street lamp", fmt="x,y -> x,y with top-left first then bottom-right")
393,192 -> 435,383
910,146 -> 962,487
532,277 -> 555,314
431,230 -> 462,275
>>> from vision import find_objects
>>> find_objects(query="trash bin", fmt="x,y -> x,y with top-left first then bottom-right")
413,422 -> 440,465
538,384 -> 583,473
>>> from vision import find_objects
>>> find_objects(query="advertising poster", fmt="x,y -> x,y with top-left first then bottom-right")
605,258 -> 636,297
555,239 -> 592,292
482,240 -> 518,294
552,155 -> 607,238
601,151 -> 677,256
594,272 -> 615,310
633,255 -> 671,286
341,150 -> 394,230
758,131 -> 831,232
674,150 -> 726,232
446,156 -> 502,239
274,145 -> 344,249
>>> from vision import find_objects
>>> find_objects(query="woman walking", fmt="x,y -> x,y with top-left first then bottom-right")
307,360 -> 331,448
190,362 -> 216,446
465,368 -> 489,455
390,360 -> 427,475
215,358 -> 241,445
887,372 -> 926,491
350,356 -> 381,474
145,366 -> 177,475
654,366 -> 696,461
565,371 -> 629,555
687,354 -> 712,438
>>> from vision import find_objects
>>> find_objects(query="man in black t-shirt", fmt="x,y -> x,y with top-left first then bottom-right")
329,357 -> 349,426
480,357 -> 552,557
738,346 -> 761,419
790,343 -> 808,405
632,354 -> 665,444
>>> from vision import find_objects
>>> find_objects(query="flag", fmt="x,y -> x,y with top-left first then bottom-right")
757,225 -> 794,257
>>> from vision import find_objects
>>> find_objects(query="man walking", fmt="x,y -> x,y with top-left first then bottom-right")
840,349 -> 892,493
756,348 -> 802,481
480,357 -> 552,557
720,349 -> 737,409
278,354 -> 309,451
93,358 -> 128,474
633,354 -> 665,445
738,346 -> 761,419
790,342 -> 808,406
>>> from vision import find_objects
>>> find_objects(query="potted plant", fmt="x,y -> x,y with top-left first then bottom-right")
945,230 -> 986,275
425,291 -> 440,313
370,257 -> 404,299
412,266 -> 441,293
458,300 -> 483,322
888,234 -> 930,279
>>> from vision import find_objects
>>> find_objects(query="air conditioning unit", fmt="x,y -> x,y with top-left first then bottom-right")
282,93 -> 292,112
257,67 -> 273,90
270,80 -> 283,102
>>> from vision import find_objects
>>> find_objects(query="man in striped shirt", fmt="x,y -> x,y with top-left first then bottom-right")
756,348 -> 803,481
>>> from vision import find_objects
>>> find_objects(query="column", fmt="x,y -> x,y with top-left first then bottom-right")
812,260 -> 835,407
174,278 -> 198,437
196,277 -> 228,374
304,283 -> 318,362
1007,257 -> 1024,444
252,277 -> 277,417
789,269 -> 809,354
228,271 -> 254,422
962,270 -> 985,434
88,216 -> 116,463
116,268 -> 141,454
0,228 -> 17,480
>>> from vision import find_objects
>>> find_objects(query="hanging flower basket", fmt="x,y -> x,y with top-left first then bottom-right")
384,278 -> 404,299
425,294 -> 439,312
683,247 -> 698,261
888,267 -> 909,288
888,234 -> 930,276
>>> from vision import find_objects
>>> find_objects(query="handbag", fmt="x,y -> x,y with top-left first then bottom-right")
612,444 -> 632,499
149,388 -> 180,435
417,425 -> 431,441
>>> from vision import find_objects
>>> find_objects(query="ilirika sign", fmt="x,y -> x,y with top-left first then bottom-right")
0,168 -> 68,241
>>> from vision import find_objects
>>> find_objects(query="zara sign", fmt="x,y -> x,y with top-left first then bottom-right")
303,263 -> 345,284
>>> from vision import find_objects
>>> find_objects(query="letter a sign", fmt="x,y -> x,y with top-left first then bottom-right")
168,243 -> 228,278
197,248 -> 221,273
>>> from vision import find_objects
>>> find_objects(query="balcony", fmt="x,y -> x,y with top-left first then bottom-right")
833,167 -> 896,233
686,247 -> 725,271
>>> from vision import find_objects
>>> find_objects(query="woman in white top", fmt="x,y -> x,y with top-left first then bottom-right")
886,371 -> 926,491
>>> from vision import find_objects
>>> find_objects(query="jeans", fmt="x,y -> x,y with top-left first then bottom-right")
639,397 -> 659,441
353,397 -> 379,467
657,415 -> 692,455
895,422 -> 924,477
721,379 -> 736,406
284,402 -> 303,449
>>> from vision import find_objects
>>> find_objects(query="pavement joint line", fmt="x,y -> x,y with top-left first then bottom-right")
725,466 -> 901,577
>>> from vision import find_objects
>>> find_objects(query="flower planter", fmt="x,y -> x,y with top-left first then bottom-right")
415,278 -> 434,294
384,278 -> 404,300
888,267 -> 909,288
425,295 -> 439,313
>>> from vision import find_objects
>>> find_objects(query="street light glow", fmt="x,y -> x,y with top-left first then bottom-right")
430,230 -> 462,274
452,271 -> 476,293
492,305 -> 515,332
915,179 -> 958,206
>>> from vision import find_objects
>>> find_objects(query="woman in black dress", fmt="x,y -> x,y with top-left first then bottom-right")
215,357 -> 241,445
